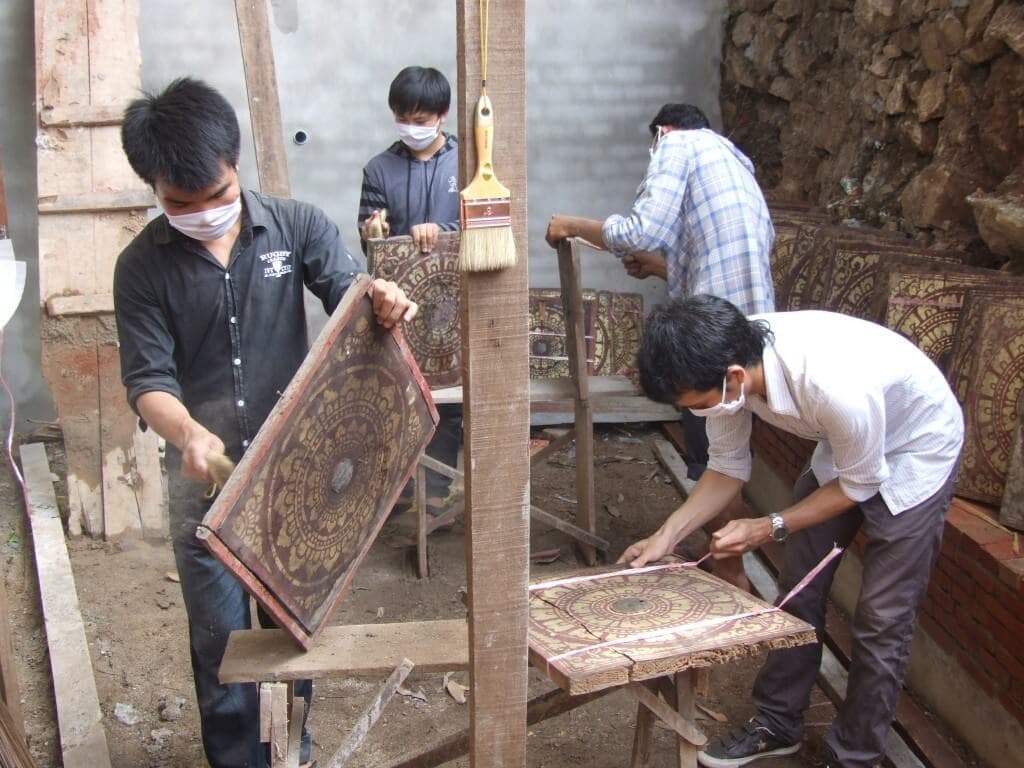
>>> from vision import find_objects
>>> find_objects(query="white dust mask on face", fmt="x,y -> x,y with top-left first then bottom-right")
397,121 -> 440,151
689,373 -> 746,418
166,198 -> 242,241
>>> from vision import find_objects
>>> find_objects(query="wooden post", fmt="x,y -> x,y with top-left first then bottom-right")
558,240 -> 597,564
234,0 -> 291,197
35,0 -> 162,540
456,1 -> 530,766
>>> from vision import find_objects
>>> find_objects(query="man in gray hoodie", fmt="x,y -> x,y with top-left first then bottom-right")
545,103 -> 776,591
359,66 -> 462,512
358,66 -> 459,255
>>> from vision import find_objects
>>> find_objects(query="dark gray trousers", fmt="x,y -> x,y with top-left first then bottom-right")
752,466 -> 956,768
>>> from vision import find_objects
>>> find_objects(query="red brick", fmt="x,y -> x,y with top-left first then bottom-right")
978,647 -> 1009,691
949,578 -> 973,607
928,568 -> 952,595
919,613 -> 957,655
983,537 -> 1023,562
998,558 -> 1024,592
1000,691 -> 1024,727
987,606 -> 1024,654
993,644 -> 1024,689
965,556 -> 1001,594
956,536 -> 1000,573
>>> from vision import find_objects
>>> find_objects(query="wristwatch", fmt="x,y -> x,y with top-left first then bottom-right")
769,513 -> 789,543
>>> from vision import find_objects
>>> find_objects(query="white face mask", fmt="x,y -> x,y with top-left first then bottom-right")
166,198 -> 242,241
397,121 -> 440,151
689,374 -> 746,418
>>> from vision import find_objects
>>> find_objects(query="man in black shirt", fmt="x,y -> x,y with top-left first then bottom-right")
114,77 -> 417,768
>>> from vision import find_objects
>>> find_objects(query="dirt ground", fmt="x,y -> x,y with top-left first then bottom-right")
1,424 -> 980,768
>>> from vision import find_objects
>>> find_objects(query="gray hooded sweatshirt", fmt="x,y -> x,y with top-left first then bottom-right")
358,134 -> 460,245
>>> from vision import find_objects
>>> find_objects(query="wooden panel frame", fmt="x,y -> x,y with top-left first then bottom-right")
201,277 -> 439,649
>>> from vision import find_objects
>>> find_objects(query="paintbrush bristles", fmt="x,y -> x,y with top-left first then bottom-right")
458,226 -> 516,272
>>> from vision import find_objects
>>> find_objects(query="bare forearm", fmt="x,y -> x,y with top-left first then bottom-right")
545,215 -> 609,250
659,469 -> 744,547
136,391 -> 224,482
135,392 -> 206,450
711,477 -> 859,556
781,478 -> 858,534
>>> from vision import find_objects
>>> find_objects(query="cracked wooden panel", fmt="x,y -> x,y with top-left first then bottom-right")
200,276 -> 438,649
947,292 -> 1024,506
529,567 -> 815,694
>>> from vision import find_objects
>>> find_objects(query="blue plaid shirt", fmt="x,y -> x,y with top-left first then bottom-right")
603,128 -> 775,314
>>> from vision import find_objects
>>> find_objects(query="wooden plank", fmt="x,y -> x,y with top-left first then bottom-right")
38,103 -> 127,127
651,436 -> 697,497
529,505 -> 610,552
529,428 -> 576,466
19,443 -> 112,768
325,659 -> 414,768
630,701 -> 655,768
624,681 -> 707,747
416,464 -> 429,579
385,687 -> 612,768
558,239 -> 597,564
37,190 -> 154,214
219,620 -> 468,683
285,684 -> 303,768
97,342 -> 165,540
457,0 -> 530,765
234,0 -> 290,196
744,553 -> 926,768
265,682 -> 288,768
674,670 -> 698,768
45,294 -> 115,317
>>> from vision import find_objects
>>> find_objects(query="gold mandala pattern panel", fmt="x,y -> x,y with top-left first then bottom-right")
948,292 -> 1024,506
368,233 -> 461,388
594,290 -> 643,381
529,567 -> 814,694
776,225 -> 924,313
201,277 -> 438,648
821,245 -> 962,321
877,269 -> 1024,373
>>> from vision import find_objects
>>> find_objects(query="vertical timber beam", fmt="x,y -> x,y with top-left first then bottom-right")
234,0 -> 291,197
456,2 -> 529,767
35,0 -> 161,539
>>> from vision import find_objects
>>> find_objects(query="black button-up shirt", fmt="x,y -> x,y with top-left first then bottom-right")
113,190 -> 364,463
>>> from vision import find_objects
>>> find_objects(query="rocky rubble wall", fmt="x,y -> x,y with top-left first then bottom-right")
720,0 -> 1024,270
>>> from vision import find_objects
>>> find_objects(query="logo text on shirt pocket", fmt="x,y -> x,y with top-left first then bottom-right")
260,250 -> 293,279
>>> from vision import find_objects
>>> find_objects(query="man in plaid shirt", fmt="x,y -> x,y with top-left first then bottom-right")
546,103 -> 774,590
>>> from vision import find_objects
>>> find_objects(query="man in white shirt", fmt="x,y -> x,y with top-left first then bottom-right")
620,295 -> 964,768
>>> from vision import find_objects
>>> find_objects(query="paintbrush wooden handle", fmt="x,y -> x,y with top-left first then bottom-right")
473,93 -> 496,182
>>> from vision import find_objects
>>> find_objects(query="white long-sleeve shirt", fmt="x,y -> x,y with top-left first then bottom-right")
706,311 -> 964,513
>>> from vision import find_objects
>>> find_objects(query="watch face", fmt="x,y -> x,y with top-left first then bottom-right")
771,515 -> 787,542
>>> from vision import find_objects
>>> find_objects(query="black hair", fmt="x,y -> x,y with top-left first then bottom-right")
638,294 -> 773,404
388,66 -> 451,116
648,103 -> 711,136
121,77 -> 241,191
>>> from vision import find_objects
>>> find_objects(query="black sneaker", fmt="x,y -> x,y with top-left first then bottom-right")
698,718 -> 800,767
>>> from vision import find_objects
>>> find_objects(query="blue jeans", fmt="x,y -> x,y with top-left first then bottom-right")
170,466 -> 313,768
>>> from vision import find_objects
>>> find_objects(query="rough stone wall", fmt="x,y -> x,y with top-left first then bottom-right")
720,0 -> 1024,270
